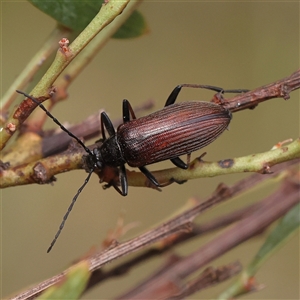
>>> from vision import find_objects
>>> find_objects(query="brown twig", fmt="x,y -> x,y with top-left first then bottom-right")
166,261 -> 242,300
116,260 -> 242,300
113,171 -> 299,299
222,69 -> 300,111
0,99 -> 154,170
1,70 -> 299,190
1,137 -> 299,188
84,200 -> 265,295
41,98 -> 154,157
9,159 -> 299,300
81,189 -> 283,295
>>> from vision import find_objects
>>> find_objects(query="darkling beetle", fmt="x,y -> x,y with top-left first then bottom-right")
17,84 -> 248,252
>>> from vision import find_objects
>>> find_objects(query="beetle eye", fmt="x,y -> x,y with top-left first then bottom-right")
96,160 -> 103,169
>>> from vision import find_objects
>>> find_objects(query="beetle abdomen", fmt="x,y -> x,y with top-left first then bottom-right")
117,101 -> 231,167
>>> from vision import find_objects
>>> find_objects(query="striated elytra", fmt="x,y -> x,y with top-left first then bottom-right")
17,84 -> 247,252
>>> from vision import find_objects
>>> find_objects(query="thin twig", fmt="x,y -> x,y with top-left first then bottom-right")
0,25 -> 72,120
1,70 -> 299,189
223,69 -> 300,111
0,99 -> 154,171
158,262 -> 242,300
113,174 -> 299,299
117,260 -> 242,300
0,0 -> 131,150
1,138 -> 298,188
9,159 -> 298,300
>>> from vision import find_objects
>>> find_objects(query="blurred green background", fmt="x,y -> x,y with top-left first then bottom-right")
2,1 -> 299,299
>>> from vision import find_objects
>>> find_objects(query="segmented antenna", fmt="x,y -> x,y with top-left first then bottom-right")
16,90 -> 96,252
47,171 -> 93,252
16,90 -> 93,156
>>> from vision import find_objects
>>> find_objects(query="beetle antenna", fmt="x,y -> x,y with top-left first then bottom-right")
16,90 -> 93,156
16,90 -> 97,252
47,170 -> 94,253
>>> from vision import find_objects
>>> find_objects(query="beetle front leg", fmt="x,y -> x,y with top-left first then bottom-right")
104,164 -> 128,196
123,99 -> 137,123
101,112 -> 116,139
118,164 -> 128,196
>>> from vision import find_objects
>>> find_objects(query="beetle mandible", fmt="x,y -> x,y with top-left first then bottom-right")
17,84 -> 248,252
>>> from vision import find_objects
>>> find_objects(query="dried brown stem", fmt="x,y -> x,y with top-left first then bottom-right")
0,99 -> 154,171
41,98 -> 154,157
166,261 -> 242,300
117,261 -> 242,300
1,70 -> 299,190
84,202 -> 262,294
9,159 -> 299,300
222,69 -> 300,111
112,172 -> 299,299
32,68 -> 300,157
82,191 -> 282,295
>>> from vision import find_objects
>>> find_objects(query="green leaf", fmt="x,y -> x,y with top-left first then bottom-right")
247,202 -> 300,274
217,203 -> 300,299
28,0 -> 147,38
29,0 -> 104,32
37,261 -> 91,300
112,10 -> 148,39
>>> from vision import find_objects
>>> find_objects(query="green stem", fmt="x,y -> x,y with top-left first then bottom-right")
0,25 -> 72,121
1,138 -> 299,188
54,0 -> 143,101
145,138 -> 300,187
0,0 -> 130,150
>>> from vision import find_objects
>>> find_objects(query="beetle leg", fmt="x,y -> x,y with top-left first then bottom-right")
110,183 -> 126,196
102,178 -> 125,196
170,157 -> 188,169
123,99 -> 137,123
170,152 -> 191,169
165,84 -> 249,107
222,88 -> 250,93
100,113 -> 106,140
101,112 -> 116,138
118,164 -> 128,196
165,85 -> 183,106
165,84 -> 225,107
107,165 -> 128,196
139,166 -> 160,187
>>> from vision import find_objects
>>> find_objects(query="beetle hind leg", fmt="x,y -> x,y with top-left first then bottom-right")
164,84 -> 249,107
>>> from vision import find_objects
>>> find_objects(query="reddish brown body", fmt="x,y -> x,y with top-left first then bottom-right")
18,85 -> 241,252
117,101 -> 231,167
18,85 -> 239,252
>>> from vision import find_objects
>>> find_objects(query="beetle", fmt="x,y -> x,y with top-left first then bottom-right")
17,84 -> 248,251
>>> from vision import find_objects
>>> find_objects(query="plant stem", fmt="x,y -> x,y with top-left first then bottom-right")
0,25 -> 72,121
0,0 -> 131,150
